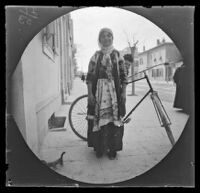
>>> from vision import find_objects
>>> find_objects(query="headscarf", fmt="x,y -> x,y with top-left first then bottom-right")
98,28 -> 114,55
98,28 -> 115,80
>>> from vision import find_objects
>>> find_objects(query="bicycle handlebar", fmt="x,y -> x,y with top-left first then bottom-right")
127,62 -> 170,80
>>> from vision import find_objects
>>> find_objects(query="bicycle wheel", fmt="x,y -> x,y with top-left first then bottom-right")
69,94 -> 88,141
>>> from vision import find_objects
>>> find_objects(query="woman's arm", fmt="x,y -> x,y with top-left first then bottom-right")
86,53 -> 97,105
87,83 -> 95,106
118,54 -> 128,99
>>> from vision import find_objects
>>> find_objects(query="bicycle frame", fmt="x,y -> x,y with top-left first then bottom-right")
122,71 -> 171,127
68,66 -> 175,146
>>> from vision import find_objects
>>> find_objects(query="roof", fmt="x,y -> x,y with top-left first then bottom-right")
138,42 -> 174,56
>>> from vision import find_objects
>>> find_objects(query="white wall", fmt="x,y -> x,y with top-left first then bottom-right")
11,16 -> 75,157
148,47 -> 166,67
22,31 -> 60,106
138,53 -> 148,77
11,29 -> 62,156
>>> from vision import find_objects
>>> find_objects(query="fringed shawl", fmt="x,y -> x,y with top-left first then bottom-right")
86,49 -> 127,118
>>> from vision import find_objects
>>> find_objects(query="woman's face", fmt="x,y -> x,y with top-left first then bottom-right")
99,31 -> 113,47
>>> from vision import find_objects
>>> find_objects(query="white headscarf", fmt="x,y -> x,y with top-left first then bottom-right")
98,28 -> 115,80
98,28 -> 114,55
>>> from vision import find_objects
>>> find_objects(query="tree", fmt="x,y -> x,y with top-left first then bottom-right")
123,54 -> 133,75
124,33 -> 138,95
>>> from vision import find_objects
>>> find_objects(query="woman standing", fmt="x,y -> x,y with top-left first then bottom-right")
173,64 -> 185,110
86,28 -> 128,160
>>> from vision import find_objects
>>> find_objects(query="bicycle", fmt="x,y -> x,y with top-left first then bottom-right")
68,63 -> 175,146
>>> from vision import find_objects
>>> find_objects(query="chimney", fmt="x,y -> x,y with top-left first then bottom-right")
143,46 -> 145,52
157,39 -> 160,45
162,38 -> 166,44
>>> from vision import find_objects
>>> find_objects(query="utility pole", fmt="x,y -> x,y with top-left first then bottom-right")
130,40 -> 138,96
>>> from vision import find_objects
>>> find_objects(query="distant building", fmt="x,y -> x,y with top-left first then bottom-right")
138,39 -> 182,81
10,14 -> 76,157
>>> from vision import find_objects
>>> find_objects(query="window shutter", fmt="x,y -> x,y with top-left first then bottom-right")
42,22 -> 55,61
46,23 -> 55,40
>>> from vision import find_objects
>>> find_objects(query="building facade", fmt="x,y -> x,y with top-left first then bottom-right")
10,14 -> 76,157
138,40 -> 182,81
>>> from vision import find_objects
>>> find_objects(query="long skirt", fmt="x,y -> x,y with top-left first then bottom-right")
87,79 -> 124,153
87,121 -> 124,153
173,83 -> 186,110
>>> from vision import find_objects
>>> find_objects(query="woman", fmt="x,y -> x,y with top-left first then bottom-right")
173,64 -> 191,114
86,28 -> 128,160
173,64 -> 185,110
81,73 -> 85,82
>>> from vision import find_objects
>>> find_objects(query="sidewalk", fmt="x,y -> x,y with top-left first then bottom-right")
39,77 -> 189,184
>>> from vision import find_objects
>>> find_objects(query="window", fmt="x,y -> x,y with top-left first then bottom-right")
150,54 -> 152,60
54,19 -> 59,55
42,20 -> 59,61
160,68 -> 163,76
152,68 -> 163,78
156,69 -> 159,77
152,69 -> 157,77
140,58 -> 143,65
152,69 -> 155,77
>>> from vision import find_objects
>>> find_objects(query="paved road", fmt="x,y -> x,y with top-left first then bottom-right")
127,80 -> 176,103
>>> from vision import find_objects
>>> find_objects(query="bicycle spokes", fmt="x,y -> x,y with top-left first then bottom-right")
68,94 -> 88,141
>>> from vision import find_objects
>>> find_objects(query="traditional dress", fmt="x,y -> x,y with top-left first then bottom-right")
173,64 -> 191,114
86,28 -> 128,155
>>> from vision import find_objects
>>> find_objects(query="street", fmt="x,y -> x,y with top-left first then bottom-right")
127,79 -> 176,103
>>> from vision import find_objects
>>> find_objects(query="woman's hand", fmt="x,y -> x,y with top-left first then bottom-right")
88,94 -> 95,106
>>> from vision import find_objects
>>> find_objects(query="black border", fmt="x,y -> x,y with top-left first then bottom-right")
4,5 -> 195,188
